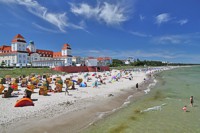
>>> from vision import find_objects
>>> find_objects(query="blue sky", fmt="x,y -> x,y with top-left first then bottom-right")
0,0 -> 200,63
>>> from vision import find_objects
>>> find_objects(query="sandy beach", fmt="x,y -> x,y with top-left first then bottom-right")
0,67 -> 174,133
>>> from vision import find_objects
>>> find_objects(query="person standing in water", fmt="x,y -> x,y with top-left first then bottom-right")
190,96 -> 194,107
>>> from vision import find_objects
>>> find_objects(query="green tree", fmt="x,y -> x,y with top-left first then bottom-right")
1,61 -> 5,67
110,59 -> 124,67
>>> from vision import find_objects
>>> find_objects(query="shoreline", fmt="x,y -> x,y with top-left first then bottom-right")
81,75 -> 155,133
0,67 -> 176,133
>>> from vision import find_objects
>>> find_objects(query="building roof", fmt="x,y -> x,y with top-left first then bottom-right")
11,34 -> 26,43
53,52 -> 72,58
97,57 -> 111,61
0,45 -> 12,55
62,43 -> 71,50
88,57 -> 95,59
36,49 -> 53,57
97,57 -> 103,61
53,52 -> 62,57
13,34 -> 24,39
104,57 -> 111,60
0,45 -> 11,51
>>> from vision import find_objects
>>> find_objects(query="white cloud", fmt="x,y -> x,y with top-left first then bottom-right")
139,14 -> 145,21
177,19 -> 188,25
73,49 -> 172,59
70,3 -> 99,18
155,13 -> 171,25
32,23 -> 59,33
99,2 -> 128,25
0,0 -> 68,32
73,49 -> 181,60
153,33 -> 200,45
154,35 -> 182,44
130,31 -> 152,37
88,50 -> 100,53
70,1 -> 131,25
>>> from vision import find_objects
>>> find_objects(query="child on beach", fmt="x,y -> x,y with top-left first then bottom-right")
190,96 -> 194,107
182,105 -> 187,112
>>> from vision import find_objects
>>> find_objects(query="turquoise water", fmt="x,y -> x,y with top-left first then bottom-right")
82,66 -> 200,133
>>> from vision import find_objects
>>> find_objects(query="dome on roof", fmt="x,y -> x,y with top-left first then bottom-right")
29,41 -> 34,45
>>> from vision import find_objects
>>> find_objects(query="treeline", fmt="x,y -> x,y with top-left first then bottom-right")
132,60 -> 166,66
109,59 -> 199,67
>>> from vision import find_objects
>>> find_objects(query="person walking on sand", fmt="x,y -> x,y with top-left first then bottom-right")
136,83 -> 139,89
65,84 -> 69,95
190,96 -> 194,107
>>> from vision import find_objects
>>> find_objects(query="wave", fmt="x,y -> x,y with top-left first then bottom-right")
85,78 -> 158,129
141,103 -> 167,112
144,79 -> 157,94
87,94 -> 134,128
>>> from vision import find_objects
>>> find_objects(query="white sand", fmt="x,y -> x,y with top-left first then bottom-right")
0,66 -> 176,133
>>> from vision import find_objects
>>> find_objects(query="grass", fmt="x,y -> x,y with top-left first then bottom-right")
0,68 -> 63,78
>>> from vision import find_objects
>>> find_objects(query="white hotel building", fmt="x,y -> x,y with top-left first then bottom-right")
0,34 -> 72,67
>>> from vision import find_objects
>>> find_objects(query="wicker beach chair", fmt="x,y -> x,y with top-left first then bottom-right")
0,84 -> 5,94
3,87 -> 13,98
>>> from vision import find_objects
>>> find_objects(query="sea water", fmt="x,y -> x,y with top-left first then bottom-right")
82,66 -> 200,133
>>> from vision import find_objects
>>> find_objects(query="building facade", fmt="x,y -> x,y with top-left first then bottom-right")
0,34 -> 72,67
97,57 -> 112,66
